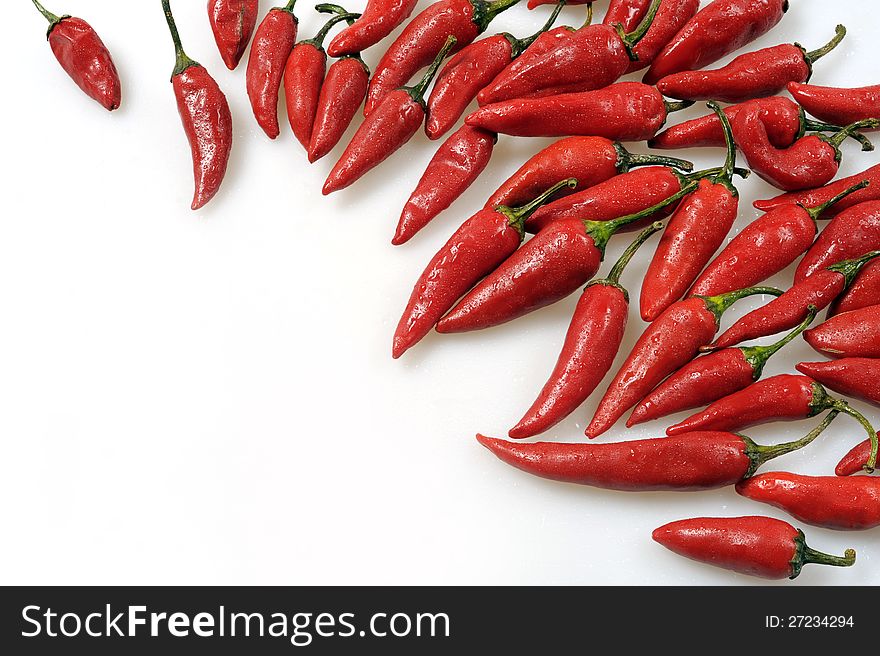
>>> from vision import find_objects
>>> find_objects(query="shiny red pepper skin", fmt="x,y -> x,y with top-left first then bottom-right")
208,0 -> 259,70
653,516 -> 855,579
796,202 -> 880,283
624,0 -> 699,74
755,164 -> 880,217
830,260 -> 880,316
797,359 -> 880,408
308,55 -> 370,163
394,126 -> 496,245
602,0 -> 651,29
804,305 -> 880,359
327,0 -> 418,57
837,436 -> 880,477
644,0 -> 789,85
788,82 -> 880,129
246,3 -> 299,139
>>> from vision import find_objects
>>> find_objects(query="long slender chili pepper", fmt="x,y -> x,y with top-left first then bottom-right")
797,359 -> 880,408
629,308 -> 817,429
623,0 -> 700,74
644,0 -> 789,85
804,304 -> 880,360
426,2 -> 564,140
435,186 -> 697,334
657,25 -> 847,103
640,102 -> 743,322
653,516 -> 855,580
796,201 -> 880,283
208,0 -> 259,70
755,163 -> 880,217
479,411 -> 838,491
324,36 -> 456,195
585,285 -> 783,439
466,82 -> 694,140
788,82 -> 880,129
30,0 -> 121,111
327,0 -> 418,57
162,0 -> 233,211
247,1 -> 299,139
829,260 -> 880,315
708,252 -> 880,351
837,435 -> 880,477
689,181 -> 869,298
392,178 -> 576,359
509,222 -> 664,439
394,126 -> 497,245
364,0 -> 520,116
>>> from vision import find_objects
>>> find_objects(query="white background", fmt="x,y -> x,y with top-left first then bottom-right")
2,0 -> 878,585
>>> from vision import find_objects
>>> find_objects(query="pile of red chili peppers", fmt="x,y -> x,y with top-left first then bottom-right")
31,0 -> 880,581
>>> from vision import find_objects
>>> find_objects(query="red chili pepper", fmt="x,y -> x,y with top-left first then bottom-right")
246,1 -> 299,139
365,0 -> 520,116
585,285 -> 783,439
640,102 -> 743,322
754,163 -> 880,217
622,0 -> 699,74
601,0 -> 650,28
394,126 -> 497,245
629,308 -> 817,429
795,201 -> 880,284
830,260 -> 880,316
480,411 -> 837,491
426,3 -> 564,140
657,25 -> 846,104
435,186 -> 697,334
797,359 -> 880,408
307,52 -> 370,163
653,516 -> 855,579
465,82 -> 693,140
162,0 -> 233,211
836,436 -> 880,477
708,252 -> 880,351
324,36 -> 456,195
788,82 -> 880,130
392,178 -> 576,359
208,0 -> 259,70
30,0 -> 121,111
327,0 -> 418,57
510,222 -> 664,439
689,181 -> 868,298
644,0 -> 789,85
804,304 -> 880,360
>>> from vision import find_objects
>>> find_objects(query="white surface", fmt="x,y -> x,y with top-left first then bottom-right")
2,0 -> 878,586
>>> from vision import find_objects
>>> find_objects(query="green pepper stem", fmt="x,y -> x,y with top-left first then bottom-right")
802,179 -> 870,221
664,99 -> 695,115
407,35 -> 457,103
701,286 -> 784,322
827,250 -> 880,287
582,2 -> 593,27
620,0 -> 662,55
801,545 -> 856,569
706,101 -> 737,190
306,10 -> 361,49
31,0 -> 60,24
804,118 -> 874,150
161,0 -> 199,77
805,24 -> 846,64
498,178 -> 578,232
826,119 -> 880,150
827,400 -> 879,471
683,166 -> 750,183
740,306 -> 817,379
616,144 -> 693,172
604,222 -> 664,286
747,409 -> 840,473
513,0 -> 565,56
480,0 -> 521,28
282,0 -> 298,11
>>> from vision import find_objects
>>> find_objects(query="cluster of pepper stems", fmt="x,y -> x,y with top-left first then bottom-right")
31,0 -> 880,581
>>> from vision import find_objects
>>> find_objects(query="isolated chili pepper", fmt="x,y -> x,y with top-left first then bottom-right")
657,25 -> 846,104
30,0 -> 121,111
644,0 -> 789,85
162,0 -> 233,211
435,185 -> 697,334
426,2 -> 564,140
307,51 -> 370,163
689,181 -> 869,298
795,201 -> 880,283
394,126 -> 497,245
653,516 -> 855,580
755,163 -> 880,216
585,285 -> 783,439
837,436 -> 880,477
327,0 -> 418,57
208,0 -> 259,70
708,252 -> 880,351
480,411 -> 838,491
797,359 -> 880,408
640,102 -> 743,322
788,82 -> 880,129
804,304 -> 880,360
622,0 -> 700,74
392,178 -> 576,359
466,82 -> 693,140
324,36 -> 456,195
629,308 -> 817,429
365,0 -> 520,116
509,222 -> 664,439
829,260 -> 880,316
247,1 -> 299,139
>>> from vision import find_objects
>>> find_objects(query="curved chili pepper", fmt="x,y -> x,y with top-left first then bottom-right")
657,25 -> 846,103
30,0 -> 121,111
640,102 -> 743,322
426,2 -> 564,140
797,359 -> 880,408
622,0 -> 699,74
392,178 -> 576,359
324,36 -> 456,195
837,436 -> 880,477
480,411 -> 838,491
327,0 -> 418,57
629,308 -> 817,429
653,516 -> 855,580
510,222 -> 664,439
365,0 -> 519,116
307,52 -> 370,163
162,0 -> 233,211
644,0 -> 789,85
796,201 -> 880,283
466,82 -> 693,140
708,252 -> 880,351
585,285 -> 783,439
246,1 -> 299,139
208,0 -> 259,70
830,260 -> 880,316
689,181 -> 868,298
394,126 -> 497,245
435,186 -> 697,334
804,304 -> 880,360
788,82 -> 880,129
755,163 -> 880,217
